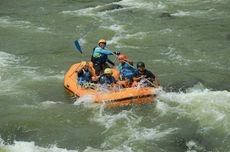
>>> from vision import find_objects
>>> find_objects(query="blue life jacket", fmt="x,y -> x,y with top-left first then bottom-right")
119,63 -> 137,79
99,75 -> 115,85
78,69 -> 91,85
91,47 -> 112,65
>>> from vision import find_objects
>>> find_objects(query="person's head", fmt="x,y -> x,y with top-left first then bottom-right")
98,39 -> 106,49
117,54 -> 128,63
81,61 -> 89,70
104,68 -> 113,75
136,61 -> 145,72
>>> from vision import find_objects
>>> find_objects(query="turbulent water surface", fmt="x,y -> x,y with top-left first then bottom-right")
0,0 -> 230,151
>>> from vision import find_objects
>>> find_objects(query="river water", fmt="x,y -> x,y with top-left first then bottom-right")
0,0 -> 230,151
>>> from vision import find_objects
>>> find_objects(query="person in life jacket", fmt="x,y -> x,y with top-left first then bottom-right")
91,39 -> 120,76
76,61 -> 96,85
135,61 -> 158,86
117,54 -> 137,80
98,68 -> 117,85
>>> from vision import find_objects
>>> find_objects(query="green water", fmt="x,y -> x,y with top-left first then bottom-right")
0,0 -> 230,151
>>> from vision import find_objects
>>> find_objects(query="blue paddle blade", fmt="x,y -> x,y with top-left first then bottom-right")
74,40 -> 83,54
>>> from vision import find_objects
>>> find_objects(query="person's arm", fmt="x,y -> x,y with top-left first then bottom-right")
107,58 -> 115,66
95,47 -> 113,55
146,70 -> 156,81
112,76 -> 117,84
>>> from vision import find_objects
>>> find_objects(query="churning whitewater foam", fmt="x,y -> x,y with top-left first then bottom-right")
74,95 -> 95,107
158,84 -> 230,130
160,47 -> 192,66
115,0 -> 166,10
0,138 -> 78,152
0,51 -> 19,68
62,0 -> 166,17
171,8 -> 217,18
0,51 -> 63,96
0,16 -> 51,33
90,106 -> 177,151
18,101 -> 63,110
62,0 -> 166,47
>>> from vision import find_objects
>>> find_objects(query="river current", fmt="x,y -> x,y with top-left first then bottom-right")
0,0 -> 230,151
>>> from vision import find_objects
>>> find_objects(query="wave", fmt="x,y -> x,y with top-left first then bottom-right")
0,16 -> 51,33
0,51 -> 64,96
0,138 -> 78,152
1,84 -> 229,151
115,0 -> 166,10
158,84 -> 230,131
0,51 -> 19,68
160,47 -> 192,66
18,101 -> 64,110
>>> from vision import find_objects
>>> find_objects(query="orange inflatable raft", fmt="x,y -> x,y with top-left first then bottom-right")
64,62 -> 161,106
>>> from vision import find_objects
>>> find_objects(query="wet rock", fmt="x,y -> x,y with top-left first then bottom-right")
164,79 -> 204,92
160,12 -> 172,18
97,4 -> 123,12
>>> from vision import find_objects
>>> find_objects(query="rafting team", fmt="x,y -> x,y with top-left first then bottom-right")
76,39 -> 159,88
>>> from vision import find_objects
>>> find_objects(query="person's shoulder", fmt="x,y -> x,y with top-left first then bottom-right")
94,46 -> 100,50
146,69 -> 155,77
146,69 -> 153,73
146,69 -> 154,75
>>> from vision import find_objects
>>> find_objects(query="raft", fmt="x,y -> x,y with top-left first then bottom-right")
64,62 -> 161,106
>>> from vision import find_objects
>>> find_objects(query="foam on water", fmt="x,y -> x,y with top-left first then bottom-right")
158,84 -> 230,130
0,138 -> 78,152
22,68 -> 64,81
2,84 -> 229,151
0,138 -> 133,152
0,51 -> 22,95
103,24 -> 125,46
0,16 -> 51,33
62,6 -> 99,17
186,140 -> 205,152
93,109 -> 140,129
62,0 -> 166,17
61,0 -> 165,47
63,5 -> 127,47
160,47 -> 192,66
0,51 -> 63,97
0,51 -> 19,68
87,102 -> 178,151
116,0 -> 166,11
124,32 -> 148,40
171,8 -> 217,18
17,101 -> 63,111
73,95 -> 95,107
159,28 -> 173,34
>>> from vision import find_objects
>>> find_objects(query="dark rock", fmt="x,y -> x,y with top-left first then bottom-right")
160,12 -> 172,18
164,79 -> 204,92
97,4 -> 123,12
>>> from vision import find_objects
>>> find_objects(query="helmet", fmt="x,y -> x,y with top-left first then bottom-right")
118,54 -> 128,61
104,68 -> 112,74
98,39 -> 106,44
80,61 -> 87,67
137,62 -> 145,68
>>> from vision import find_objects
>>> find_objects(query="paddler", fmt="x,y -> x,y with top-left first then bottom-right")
76,61 -> 96,85
98,68 -> 117,85
91,39 -> 120,75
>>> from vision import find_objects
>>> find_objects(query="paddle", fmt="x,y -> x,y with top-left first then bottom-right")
74,40 -> 83,54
